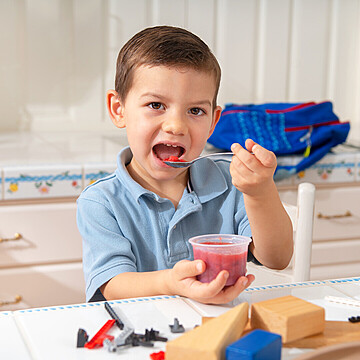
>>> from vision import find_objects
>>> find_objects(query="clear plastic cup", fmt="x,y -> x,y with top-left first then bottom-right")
189,234 -> 252,286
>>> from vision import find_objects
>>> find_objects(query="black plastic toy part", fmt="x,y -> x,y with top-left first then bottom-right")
104,301 -> 124,330
76,328 -> 89,348
348,316 -> 360,323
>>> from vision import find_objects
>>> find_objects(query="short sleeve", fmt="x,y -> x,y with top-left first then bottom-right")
77,196 -> 137,301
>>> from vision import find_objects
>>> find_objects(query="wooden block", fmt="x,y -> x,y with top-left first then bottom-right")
284,321 -> 360,349
293,341 -> 360,360
202,317 -> 252,333
201,316 -> 214,325
250,295 -> 325,343
165,302 -> 249,360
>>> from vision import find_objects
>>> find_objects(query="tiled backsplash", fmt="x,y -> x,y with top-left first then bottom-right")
276,150 -> 359,186
0,131 -> 123,201
2,163 -> 116,200
0,132 -> 359,201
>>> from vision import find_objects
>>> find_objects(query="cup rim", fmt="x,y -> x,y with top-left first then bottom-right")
188,234 -> 252,247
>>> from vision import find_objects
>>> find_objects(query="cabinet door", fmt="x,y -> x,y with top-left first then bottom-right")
0,262 -> 85,310
312,187 -> 360,241
0,202 -> 82,267
278,186 -> 360,280
279,186 -> 360,241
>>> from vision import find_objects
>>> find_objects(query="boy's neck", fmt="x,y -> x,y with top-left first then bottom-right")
126,161 -> 189,209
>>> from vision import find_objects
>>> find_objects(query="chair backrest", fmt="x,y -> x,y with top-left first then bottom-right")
283,182 -> 316,282
248,182 -> 316,286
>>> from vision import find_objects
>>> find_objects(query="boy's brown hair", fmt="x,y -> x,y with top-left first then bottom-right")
115,25 -> 221,108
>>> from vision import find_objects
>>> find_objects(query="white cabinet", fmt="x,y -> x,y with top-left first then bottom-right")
0,263 -> 84,310
0,200 -> 85,310
278,183 -> 360,280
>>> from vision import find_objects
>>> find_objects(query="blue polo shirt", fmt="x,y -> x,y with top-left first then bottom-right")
77,147 -> 253,301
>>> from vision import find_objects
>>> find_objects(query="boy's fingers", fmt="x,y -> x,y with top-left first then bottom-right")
213,274 -> 255,304
231,142 -> 244,154
231,143 -> 258,173
251,142 -> 276,168
193,274 -> 254,305
174,259 -> 205,279
198,270 -> 229,297
232,140 -> 276,169
231,139 -> 255,154
245,138 -> 256,152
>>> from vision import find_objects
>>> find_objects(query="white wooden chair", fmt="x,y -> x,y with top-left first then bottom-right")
248,182 -> 316,286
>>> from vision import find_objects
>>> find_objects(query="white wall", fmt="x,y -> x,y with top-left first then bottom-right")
1,0 -> 359,141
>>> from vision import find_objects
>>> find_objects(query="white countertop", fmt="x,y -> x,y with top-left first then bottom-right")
0,130 -> 129,166
2,277 -> 360,360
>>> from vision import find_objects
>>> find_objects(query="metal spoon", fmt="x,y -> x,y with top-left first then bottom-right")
164,152 -> 233,168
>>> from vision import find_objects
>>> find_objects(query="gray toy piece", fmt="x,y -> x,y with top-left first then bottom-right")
169,318 -> 185,333
104,326 -> 135,352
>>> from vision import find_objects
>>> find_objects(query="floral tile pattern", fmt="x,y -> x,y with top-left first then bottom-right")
356,153 -> 360,182
275,156 -> 295,186
0,150 -> 359,201
83,163 -> 116,188
3,164 -> 83,200
294,153 -> 356,184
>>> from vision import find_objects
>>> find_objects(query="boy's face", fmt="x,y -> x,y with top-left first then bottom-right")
108,65 -> 222,186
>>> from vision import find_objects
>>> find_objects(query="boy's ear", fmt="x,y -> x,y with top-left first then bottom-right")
106,90 -> 126,128
208,105 -> 222,138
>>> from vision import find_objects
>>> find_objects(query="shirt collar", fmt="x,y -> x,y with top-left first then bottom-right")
116,147 -> 159,203
116,146 -> 228,204
189,157 -> 228,203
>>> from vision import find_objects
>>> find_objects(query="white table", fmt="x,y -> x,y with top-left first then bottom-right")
2,277 -> 360,360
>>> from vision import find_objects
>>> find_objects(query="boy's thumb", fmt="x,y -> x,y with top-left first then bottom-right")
184,260 -> 205,276
195,260 -> 205,274
174,259 -> 205,278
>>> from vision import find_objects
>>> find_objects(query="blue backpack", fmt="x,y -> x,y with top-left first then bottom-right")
207,101 -> 350,180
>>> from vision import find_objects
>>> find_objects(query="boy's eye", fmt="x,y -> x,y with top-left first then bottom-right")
148,102 -> 164,110
189,108 -> 205,116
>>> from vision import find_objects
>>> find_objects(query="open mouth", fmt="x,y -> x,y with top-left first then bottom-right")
153,143 -> 185,162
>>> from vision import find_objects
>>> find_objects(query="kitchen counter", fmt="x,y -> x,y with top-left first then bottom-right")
0,131 -> 359,201
0,131 -> 127,201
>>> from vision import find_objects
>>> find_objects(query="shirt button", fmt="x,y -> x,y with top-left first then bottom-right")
173,225 -> 177,229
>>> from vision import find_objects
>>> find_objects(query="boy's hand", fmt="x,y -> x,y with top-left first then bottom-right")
230,138 -> 277,197
167,259 -> 254,304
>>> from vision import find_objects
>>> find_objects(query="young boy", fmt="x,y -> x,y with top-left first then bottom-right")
77,26 -> 293,304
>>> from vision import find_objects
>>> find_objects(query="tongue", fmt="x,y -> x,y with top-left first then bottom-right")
154,144 -> 182,161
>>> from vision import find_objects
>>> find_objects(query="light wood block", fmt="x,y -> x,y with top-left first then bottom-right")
284,321 -> 360,349
201,316 -> 214,325
294,341 -> 360,360
250,295 -> 325,343
166,302 -> 249,360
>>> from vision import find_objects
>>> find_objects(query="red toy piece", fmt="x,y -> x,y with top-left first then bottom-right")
85,319 -> 116,349
150,350 -> 165,360
164,156 -> 186,162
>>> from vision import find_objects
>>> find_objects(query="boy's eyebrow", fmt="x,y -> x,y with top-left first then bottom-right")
141,92 -> 211,107
140,92 -> 167,100
189,100 -> 212,108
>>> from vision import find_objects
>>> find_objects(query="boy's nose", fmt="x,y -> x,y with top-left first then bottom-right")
162,115 -> 188,135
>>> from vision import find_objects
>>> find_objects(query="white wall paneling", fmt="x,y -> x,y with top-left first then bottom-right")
255,0 -> 292,102
288,0 -> 331,101
0,0 -> 359,141
150,0 -> 186,27
216,0 -> 259,104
